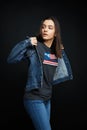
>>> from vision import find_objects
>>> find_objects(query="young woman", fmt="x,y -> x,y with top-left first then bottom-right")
7,16 -> 73,130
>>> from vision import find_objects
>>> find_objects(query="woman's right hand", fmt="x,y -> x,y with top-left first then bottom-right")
30,37 -> 37,46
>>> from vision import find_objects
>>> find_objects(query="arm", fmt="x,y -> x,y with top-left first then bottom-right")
7,38 -> 32,63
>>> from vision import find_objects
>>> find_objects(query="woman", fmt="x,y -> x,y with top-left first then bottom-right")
7,16 -> 73,130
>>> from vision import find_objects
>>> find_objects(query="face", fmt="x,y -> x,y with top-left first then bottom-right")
41,19 -> 56,41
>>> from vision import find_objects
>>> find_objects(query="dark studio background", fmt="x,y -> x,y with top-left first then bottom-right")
0,1 -> 87,130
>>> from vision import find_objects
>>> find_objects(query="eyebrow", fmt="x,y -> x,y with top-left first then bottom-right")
42,24 -> 54,27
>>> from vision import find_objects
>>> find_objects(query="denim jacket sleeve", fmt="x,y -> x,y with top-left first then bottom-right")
7,38 -> 32,63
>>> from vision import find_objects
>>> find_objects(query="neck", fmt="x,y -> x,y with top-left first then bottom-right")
44,39 -> 53,48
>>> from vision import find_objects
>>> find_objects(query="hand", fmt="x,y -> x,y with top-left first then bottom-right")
30,37 -> 37,46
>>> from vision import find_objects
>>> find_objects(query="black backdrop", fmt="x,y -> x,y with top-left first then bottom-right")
0,1 -> 87,130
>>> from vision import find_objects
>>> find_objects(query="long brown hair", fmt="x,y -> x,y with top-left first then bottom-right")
37,16 -> 64,58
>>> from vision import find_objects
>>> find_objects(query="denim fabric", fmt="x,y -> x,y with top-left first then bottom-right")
24,99 -> 51,130
7,38 -> 73,92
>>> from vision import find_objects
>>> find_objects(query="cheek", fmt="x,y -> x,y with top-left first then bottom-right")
49,31 -> 55,38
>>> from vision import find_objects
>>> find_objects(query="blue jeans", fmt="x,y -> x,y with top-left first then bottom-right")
24,99 -> 51,130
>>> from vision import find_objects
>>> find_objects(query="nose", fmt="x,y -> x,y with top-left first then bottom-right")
44,27 -> 48,32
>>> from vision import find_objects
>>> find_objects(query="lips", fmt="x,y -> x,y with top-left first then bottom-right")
42,34 -> 48,36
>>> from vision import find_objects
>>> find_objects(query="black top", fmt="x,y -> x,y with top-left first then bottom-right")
24,42 -> 58,100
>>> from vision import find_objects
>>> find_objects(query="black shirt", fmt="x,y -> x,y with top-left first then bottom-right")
24,42 -> 58,100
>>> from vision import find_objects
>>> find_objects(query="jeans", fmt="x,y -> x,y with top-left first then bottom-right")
24,99 -> 51,130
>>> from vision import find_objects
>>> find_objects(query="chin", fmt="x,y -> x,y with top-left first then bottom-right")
42,37 -> 48,40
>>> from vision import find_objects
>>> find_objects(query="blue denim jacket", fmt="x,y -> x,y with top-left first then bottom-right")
7,38 -> 73,92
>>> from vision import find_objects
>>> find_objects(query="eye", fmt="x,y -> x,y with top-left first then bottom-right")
42,25 -> 45,29
48,25 -> 53,29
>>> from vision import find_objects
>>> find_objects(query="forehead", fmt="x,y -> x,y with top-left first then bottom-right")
42,19 -> 55,26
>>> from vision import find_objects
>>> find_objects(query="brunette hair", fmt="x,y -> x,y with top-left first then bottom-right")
37,16 -> 64,58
